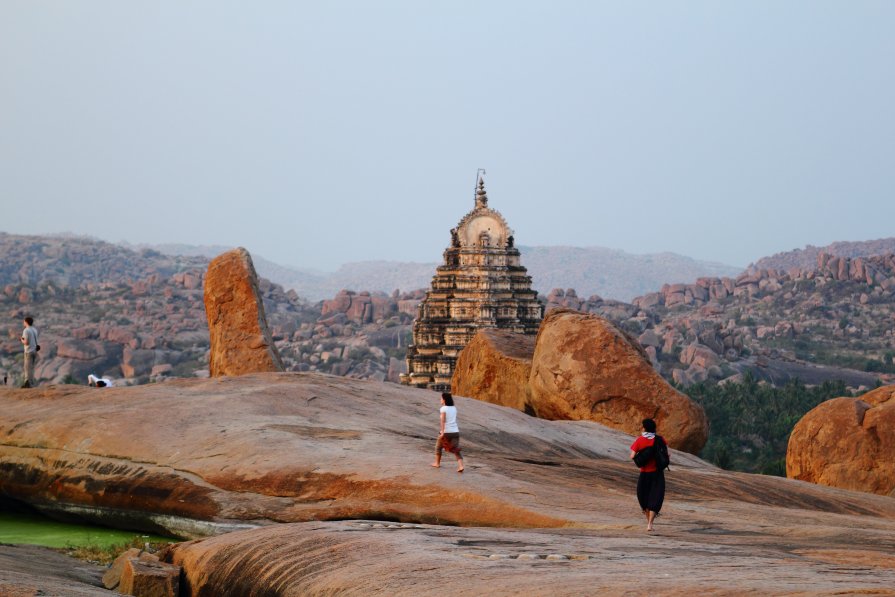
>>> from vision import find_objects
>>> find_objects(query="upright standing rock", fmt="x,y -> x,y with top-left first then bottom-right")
204,248 -> 284,377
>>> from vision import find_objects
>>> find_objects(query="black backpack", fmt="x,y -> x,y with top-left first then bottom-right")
634,436 -> 671,471
654,436 -> 671,471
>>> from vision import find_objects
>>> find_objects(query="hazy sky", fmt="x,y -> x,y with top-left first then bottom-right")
2,2 -> 893,271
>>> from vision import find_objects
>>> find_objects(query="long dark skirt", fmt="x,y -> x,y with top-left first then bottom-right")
636,471 -> 665,513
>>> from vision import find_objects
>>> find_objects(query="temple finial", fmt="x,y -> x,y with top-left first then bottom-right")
475,168 -> 488,209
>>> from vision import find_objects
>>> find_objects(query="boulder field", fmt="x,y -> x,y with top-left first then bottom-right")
2,374 -> 895,594
787,384 -> 895,496
454,308 -> 708,453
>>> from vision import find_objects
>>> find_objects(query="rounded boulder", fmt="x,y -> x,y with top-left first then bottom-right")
786,385 -> 895,496
529,308 -> 708,453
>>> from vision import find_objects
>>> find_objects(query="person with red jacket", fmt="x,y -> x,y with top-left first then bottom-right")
630,418 -> 666,531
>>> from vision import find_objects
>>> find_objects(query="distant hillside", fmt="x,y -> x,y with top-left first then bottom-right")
519,246 -> 741,301
749,238 -> 895,272
0,234 -> 415,388
0,233 -> 207,288
4,233 -> 894,397
547,252 -> 895,390
144,242 -> 742,302
128,242 -> 331,298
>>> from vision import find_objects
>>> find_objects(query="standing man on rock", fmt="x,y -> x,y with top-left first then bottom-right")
20,316 -> 39,388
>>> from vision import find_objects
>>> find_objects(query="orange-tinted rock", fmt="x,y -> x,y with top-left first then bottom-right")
159,510 -> 895,596
0,374 -> 604,538
786,385 -> 895,496
204,248 -> 283,377
117,552 -> 180,597
103,548 -> 142,589
6,376 -> 895,594
452,328 -> 536,415
529,308 -> 708,453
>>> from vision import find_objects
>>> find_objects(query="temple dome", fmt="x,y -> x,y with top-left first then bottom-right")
456,178 -> 512,249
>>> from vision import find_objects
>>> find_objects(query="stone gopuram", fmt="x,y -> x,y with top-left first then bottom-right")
401,177 -> 543,391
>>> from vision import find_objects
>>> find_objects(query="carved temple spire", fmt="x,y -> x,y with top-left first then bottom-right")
400,175 -> 542,392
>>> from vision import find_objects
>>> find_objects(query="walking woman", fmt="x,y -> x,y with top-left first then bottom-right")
431,392 -> 464,473
630,418 -> 666,531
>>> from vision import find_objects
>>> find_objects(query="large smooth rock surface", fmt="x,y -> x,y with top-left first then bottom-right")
0,544 -> 107,596
3,374 -> 895,594
529,308 -> 709,453
0,373 -> 673,537
787,384 -> 895,496
451,328 -> 536,414
204,247 -> 283,377
162,510 -> 895,596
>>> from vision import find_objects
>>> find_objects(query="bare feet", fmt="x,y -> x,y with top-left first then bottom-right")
457,467 -> 464,473
431,462 -> 441,468
646,510 -> 656,531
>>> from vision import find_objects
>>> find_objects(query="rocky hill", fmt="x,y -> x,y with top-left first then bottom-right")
4,233 -> 895,395
548,252 -> 895,389
127,241 -> 332,299
0,234 -> 417,388
749,237 -> 895,272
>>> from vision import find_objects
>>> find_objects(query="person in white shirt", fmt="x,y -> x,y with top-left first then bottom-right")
431,392 -> 464,473
87,374 -> 115,388
20,317 -> 39,388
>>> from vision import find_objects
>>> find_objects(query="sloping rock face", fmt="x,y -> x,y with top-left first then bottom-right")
451,328 -> 536,415
2,373 -> 654,537
0,544 -> 108,597
787,385 -> 895,496
160,511 -> 895,597
529,308 -> 708,453
4,375 -> 895,595
204,248 -> 283,377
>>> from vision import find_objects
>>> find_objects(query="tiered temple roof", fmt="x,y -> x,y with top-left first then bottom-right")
400,177 -> 543,391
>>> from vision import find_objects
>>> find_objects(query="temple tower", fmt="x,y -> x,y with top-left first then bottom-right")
400,176 -> 543,391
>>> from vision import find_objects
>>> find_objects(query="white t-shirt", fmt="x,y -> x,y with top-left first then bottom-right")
22,326 -> 38,354
87,374 -> 114,387
440,405 -> 459,433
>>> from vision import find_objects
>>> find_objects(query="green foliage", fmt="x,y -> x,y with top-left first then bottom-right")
0,510 -> 175,561
687,375 -> 859,476
771,334 -> 895,374
385,347 -> 407,361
